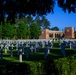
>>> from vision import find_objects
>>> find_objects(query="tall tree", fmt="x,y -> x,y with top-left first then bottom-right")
17,21 -> 27,39
12,24 -> 17,39
0,25 -> 2,39
26,26 -> 30,39
2,23 -> 14,39
30,22 -> 41,39
41,16 -> 50,29
26,15 -> 33,26
34,16 -> 41,26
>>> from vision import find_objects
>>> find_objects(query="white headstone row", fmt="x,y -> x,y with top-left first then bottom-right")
0,39 -> 54,62
62,40 -> 76,49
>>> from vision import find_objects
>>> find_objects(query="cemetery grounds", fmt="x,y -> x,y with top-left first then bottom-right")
0,39 -> 76,75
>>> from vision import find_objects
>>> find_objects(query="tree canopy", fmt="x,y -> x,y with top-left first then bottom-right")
58,0 -> 76,13
17,20 -> 28,39
51,26 -> 59,31
0,0 -> 76,24
2,23 -> 14,39
30,22 -> 41,39
0,16 -> 42,39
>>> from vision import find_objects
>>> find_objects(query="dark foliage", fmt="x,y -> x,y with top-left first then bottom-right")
42,59 -> 58,75
58,0 -> 76,13
0,62 -> 31,75
0,0 -> 76,24
0,0 -> 54,24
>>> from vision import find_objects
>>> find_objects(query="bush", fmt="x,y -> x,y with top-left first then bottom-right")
55,56 -> 76,75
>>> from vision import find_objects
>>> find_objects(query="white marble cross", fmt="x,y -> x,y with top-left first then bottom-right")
19,49 -> 22,62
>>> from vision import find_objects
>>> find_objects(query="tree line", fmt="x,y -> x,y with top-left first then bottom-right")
0,15 -> 61,39
0,15 -> 52,39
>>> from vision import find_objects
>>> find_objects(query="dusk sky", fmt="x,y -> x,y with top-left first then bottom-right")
46,2 -> 76,31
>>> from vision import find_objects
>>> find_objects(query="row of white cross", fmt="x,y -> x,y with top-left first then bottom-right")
0,39 -> 76,62
0,39 -> 53,62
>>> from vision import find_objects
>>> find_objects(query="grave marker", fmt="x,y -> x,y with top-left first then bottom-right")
19,48 -> 23,62
25,47 -> 28,58
30,46 -> 34,54
44,45 -> 49,59
0,46 -> 2,60
60,44 -> 66,56
9,43 -> 14,57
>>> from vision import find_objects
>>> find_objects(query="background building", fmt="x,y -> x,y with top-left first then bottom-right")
39,27 -> 75,39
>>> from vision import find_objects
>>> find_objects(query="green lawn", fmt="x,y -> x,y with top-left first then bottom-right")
2,41 -> 76,63
0,41 -> 76,75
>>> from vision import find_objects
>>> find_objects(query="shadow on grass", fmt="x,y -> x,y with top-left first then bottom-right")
66,49 -> 76,56
22,53 -> 44,62
0,59 -> 31,75
1,42 -> 76,75
42,59 -> 59,75
3,48 -> 76,62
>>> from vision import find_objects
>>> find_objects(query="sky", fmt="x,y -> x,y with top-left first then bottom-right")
46,2 -> 76,31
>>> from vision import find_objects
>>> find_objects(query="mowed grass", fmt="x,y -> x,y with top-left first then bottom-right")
0,41 -> 76,74
1,40 -> 76,64
0,40 -> 76,75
